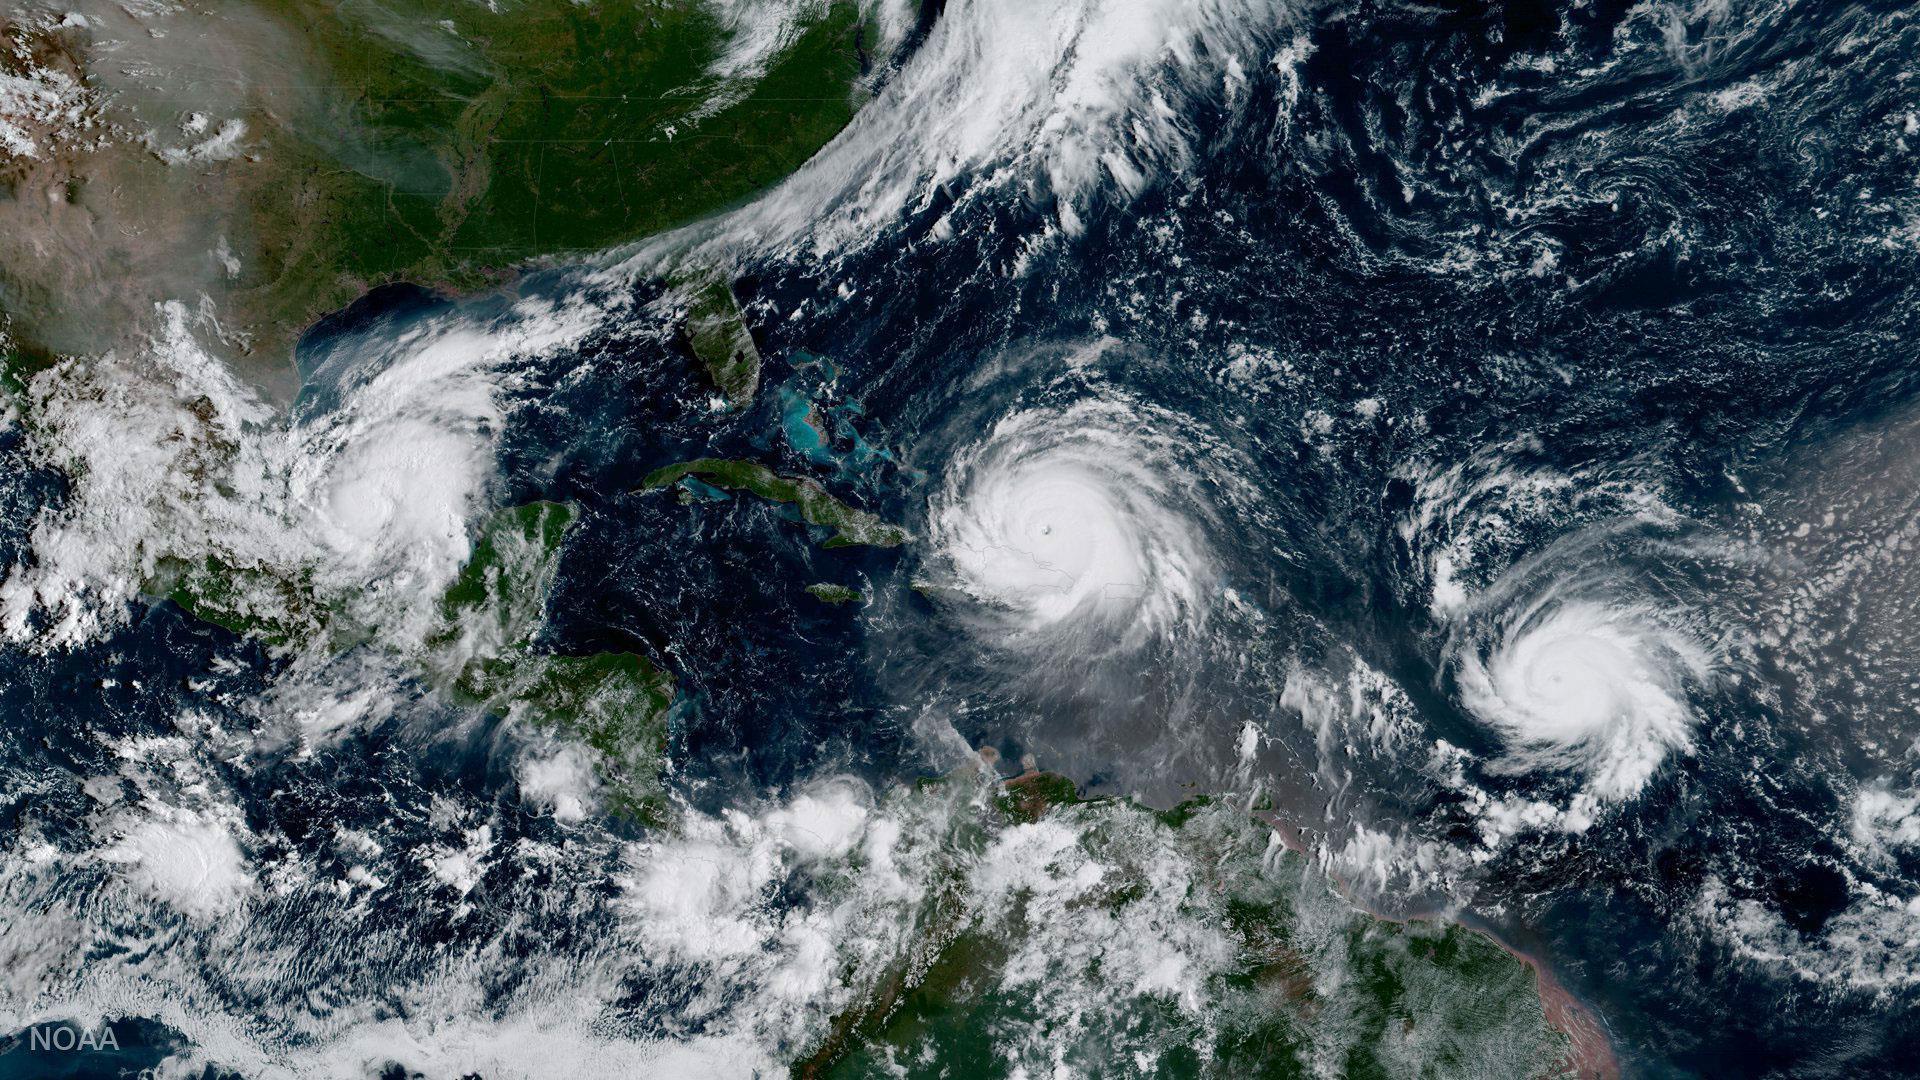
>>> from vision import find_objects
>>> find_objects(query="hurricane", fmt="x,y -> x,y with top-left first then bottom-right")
11,0 -> 1920,1072
1454,588 -> 1714,801
929,394 -> 1216,649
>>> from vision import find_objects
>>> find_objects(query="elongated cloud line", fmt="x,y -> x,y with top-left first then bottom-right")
713,0 -> 1292,255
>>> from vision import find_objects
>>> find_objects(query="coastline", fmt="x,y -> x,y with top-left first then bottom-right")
1252,808 -> 1621,1079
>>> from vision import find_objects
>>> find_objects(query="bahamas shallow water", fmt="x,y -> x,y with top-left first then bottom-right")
675,0 -> 1920,1069
6,0 -> 1920,1074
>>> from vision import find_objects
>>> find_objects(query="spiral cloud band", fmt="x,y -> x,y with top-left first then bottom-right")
1455,591 -> 1714,801
930,395 -> 1216,648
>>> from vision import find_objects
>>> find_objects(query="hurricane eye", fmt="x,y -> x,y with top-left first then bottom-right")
928,396 -> 1218,647
1455,596 -> 1713,802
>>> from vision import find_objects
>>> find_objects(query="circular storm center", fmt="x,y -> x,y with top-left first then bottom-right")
929,396 -> 1221,643
1515,632 -> 1636,740
1456,592 -> 1715,802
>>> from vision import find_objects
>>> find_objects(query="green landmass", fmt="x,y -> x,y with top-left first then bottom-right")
150,555 -> 327,648
437,500 -> 578,639
0,0 -> 875,384
801,779 -> 1576,1079
992,770 -> 1082,823
135,498 -> 675,820
247,0 -> 868,351
458,648 -> 677,825
644,457 -> 910,547
434,500 -> 677,822
678,275 -> 762,408
805,583 -> 862,604
245,0 -> 869,309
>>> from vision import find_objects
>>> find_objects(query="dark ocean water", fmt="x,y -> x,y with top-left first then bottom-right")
603,0 -> 1920,1070
7,0 -> 1920,1074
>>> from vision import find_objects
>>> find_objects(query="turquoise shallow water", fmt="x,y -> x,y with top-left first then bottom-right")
6,0 -> 1920,1073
